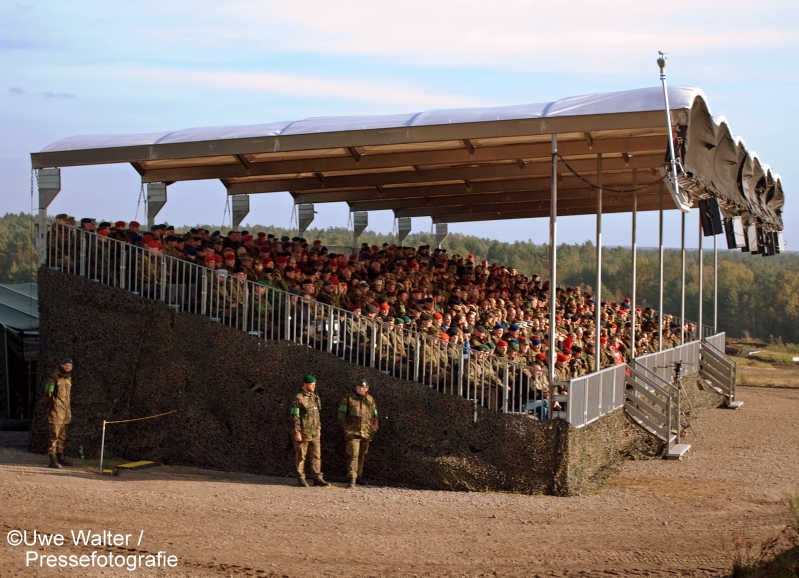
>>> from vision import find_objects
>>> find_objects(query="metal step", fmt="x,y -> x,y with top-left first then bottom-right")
725,400 -> 744,409
665,443 -> 691,460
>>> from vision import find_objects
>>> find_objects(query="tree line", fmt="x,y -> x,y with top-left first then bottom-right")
2,213 -> 796,342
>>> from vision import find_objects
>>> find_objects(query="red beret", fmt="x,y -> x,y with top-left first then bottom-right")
329,277 -> 339,284
350,304 -> 361,312
129,221 -> 140,227
213,254 -> 223,263
276,256 -> 288,263
313,240 -> 321,245
204,255 -> 215,263
535,353 -> 547,361
114,221 -> 125,228
379,303 -> 390,310
600,337 -> 608,344
257,232 -> 266,238
371,245 -> 379,251
497,340 -> 508,347
97,229 -> 109,237
244,234 -> 253,242
557,353 -> 569,363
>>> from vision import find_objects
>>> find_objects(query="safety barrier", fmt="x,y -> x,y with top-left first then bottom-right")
43,223 -> 547,417
42,223 -> 727,429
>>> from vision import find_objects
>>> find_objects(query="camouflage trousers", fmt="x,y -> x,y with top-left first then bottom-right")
48,423 -> 68,455
293,438 -> 322,480
345,437 -> 371,479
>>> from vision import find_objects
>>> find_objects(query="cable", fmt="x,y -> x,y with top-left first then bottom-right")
104,409 -> 176,425
556,154 -> 667,194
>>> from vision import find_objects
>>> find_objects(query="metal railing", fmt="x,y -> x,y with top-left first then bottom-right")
42,223 -> 727,428
43,223 -> 549,417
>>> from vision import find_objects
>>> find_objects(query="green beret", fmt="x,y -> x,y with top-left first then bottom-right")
394,318 -> 405,324
280,236 -> 290,242
303,375 -> 316,384
486,342 -> 495,349
402,316 -> 411,323
60,357 -> 73,365
357,379 -> 369,387
509,342 -> 520,351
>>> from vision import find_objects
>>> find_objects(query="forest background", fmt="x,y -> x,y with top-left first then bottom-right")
1,212 -> 796,343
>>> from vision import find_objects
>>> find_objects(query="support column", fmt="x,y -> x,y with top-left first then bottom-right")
595,154 -> 602,373
658,181 -> 664,351
231,195 -> 251,229
36,168 -> 61,266
630,169 -> 638,361
146,182 -> 167,229
548,135 -> 558,392
698,215 -> 704,339
680,212 -> 686,344
714,234 -> 718,333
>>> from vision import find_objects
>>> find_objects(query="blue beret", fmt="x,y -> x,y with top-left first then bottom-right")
510,324 -> 520,331
494,323 -> 505,329
185,248 -> 197,256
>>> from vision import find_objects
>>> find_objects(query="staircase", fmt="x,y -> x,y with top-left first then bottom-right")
699,340 -> 743,409
624,362 -> 691,459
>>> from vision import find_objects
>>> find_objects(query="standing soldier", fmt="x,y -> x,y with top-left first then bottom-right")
289,375 -> 330,487
338,379 -> 379,489
45,358 -> 73,469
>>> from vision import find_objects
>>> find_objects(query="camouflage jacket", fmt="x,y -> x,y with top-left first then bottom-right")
45,371 -> 72,425
338,393 -> 378,440
289,391 -> 322,441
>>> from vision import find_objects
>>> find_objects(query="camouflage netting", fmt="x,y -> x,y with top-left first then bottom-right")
30,268 -> 660,495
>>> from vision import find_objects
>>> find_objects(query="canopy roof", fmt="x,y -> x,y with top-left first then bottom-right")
0,283 -> 39,331
31,86 -> 783,229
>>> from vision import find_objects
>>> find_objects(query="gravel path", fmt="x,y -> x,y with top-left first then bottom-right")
1,385 -> 797,577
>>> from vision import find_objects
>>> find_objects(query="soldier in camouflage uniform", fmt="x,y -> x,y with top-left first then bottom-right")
45,358 -> 74,469
289,375 -> 330,487
338,378 -> 379,488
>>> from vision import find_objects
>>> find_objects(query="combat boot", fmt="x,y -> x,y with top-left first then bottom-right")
347,477 -> 356,489
313,477 -> 330,487
56,453 -> 73,467
48,454 -> 62,469
356,478 -> 370,487
297,477 -> 309,487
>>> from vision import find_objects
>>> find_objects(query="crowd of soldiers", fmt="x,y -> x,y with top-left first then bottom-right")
48,216 -> 699,416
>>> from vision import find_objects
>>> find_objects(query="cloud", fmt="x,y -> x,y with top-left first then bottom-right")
42,91 -> 76,98
8,87 -> 24,94
90,66 -> 489,109
130,0 -> 799,73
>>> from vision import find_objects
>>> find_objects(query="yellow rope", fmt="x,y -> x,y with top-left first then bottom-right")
104,410 -> 177,425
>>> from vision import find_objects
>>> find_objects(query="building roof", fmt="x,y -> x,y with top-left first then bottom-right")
31,86 -> 783,229
0,283 -> 39,331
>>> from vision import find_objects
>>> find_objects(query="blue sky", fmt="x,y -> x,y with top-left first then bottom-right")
1,0 -> 796,248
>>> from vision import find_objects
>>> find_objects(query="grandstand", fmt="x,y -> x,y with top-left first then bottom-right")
30,84 -> 784,463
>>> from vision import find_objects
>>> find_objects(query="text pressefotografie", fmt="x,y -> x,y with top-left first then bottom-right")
6,529 -> 179,571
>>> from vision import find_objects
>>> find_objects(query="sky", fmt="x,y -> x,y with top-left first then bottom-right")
1,0 -> 796,249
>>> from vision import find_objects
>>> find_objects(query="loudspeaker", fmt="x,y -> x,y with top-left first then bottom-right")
775,231 -> 786,254
699,198 -> 724,236
747,224 -> 759,254
724,216 -> 746,249
757,227 -> 768,256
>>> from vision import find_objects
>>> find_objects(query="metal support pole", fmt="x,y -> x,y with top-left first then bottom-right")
36,169 -> 61,266
658,182 -> 664,352
548,134 -> 558,395
595,153 -> 602,373
680,212 -> 686,344
630,169 -> 638,361
99,420 -> 107,474
698,215 -> 704,339
714,234 -> 718,333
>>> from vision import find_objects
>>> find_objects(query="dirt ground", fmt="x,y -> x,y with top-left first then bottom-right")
2,385 -> 798,578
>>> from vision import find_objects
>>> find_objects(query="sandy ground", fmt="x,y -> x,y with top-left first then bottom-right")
2,385 -> 798,578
